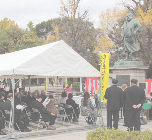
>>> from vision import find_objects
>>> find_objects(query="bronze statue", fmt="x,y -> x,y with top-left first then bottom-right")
122,13 -> 142,61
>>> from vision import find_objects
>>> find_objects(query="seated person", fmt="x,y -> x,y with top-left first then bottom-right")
31,92 -> 37,103
31,94 -> 56,130
14,105 -> 31,132
4,93 -> 13,111
46,95 -> 58,118
21,91 -> 28,104
0,92 -> 5,116
27,91 -> 32,104
59,91 -> 67,105
66,93 -> 80,122
2,93 -> 13,121
0,113 -> 5,135
4,91 -> 9,101
81,92 -> 98,124
19,88 -> 23,101
21,91 -> 33,112
11,92 -> 31,132
41,90 -> 47,103
14,92 -> 21,106
0,93 -> 6,135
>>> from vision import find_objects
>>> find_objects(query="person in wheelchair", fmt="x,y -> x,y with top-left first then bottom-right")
81,92 -> 98,124
66,93 -> 80,122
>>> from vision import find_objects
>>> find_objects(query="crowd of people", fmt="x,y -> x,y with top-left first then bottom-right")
0,78 -> 146,135
0,83 -> 99,135
105,78 -> 146,131
0,89 -> 60,134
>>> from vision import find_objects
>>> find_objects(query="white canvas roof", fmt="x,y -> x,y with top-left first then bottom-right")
0,40 -> 101,79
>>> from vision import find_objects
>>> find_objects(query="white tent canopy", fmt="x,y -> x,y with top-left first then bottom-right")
0,40 -> 100,78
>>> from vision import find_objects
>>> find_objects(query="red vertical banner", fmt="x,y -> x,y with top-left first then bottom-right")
86,77 -> 100,94
145,79 -> 152,94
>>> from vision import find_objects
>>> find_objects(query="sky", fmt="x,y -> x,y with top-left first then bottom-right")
0,0 -> 123,29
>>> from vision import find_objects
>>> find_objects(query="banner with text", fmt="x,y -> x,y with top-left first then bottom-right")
100,53 -> 110,102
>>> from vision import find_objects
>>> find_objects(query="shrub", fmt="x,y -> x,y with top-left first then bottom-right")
72,82 -> 84,91
87,127 -> 152,140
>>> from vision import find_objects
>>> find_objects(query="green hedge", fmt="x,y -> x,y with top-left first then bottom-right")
72,82 -> 84,91
87,127 -> 152,140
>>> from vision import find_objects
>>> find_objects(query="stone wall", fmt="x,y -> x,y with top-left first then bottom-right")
111,68 -> 147,86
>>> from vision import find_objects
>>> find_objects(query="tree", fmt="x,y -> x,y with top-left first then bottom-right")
98,0 -> 152,66
46,25 -> 59,43
0,31 -> 13,54
96,7 -> 128,66
34,18 -> 62,40
0,18 -> 17,31
15,21 -> 47,51
0,18 -> 20,53
59,0 -> 99,63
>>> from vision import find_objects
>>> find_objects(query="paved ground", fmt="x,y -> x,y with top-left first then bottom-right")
1,109 -> 152,140
2,86 -> 152,140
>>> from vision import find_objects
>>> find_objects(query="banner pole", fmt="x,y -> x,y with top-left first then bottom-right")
99,52 -> 102,126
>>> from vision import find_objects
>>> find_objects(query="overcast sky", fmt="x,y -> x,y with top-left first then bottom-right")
0,0 -> 123,29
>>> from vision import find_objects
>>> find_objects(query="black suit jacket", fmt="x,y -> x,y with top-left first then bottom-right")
104,85 -> 123,110
41,95 -> 46,103
0,99 -> 5,117
2,98 -> 22,123
122,90 -> 127,108
21,96 -> 28,104
31,100 -> 51,122
14,96 -> 21,106
125,85 -> 145,110
66,99 -> 78,108
31,96 -> 36,103
27,95 -> 32,105
3,99 -> 11,111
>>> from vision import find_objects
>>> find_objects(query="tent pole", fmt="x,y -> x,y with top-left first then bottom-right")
28,75 -> 30,91
57,76 -> 59,101
8,70 -> 18,139
80,77 -> 82,92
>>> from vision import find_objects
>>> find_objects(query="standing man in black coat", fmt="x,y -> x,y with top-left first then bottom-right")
104,79 -> 123,129
125,79 -> 145,131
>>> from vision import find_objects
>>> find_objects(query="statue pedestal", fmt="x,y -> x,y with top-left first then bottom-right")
110,61 -> 149,87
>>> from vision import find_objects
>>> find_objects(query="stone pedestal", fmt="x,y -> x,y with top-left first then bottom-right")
110,61 -> 149,87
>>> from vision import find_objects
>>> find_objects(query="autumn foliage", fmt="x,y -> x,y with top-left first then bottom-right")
94,7 -> 128,54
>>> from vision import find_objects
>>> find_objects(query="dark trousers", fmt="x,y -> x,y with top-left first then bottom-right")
49,115 -> 56,126
73,106 -> 80,119
126,109 -> 141,131
123,107 -> 126,124
15,114 -> 29,131
107,110 -> 119,129
0,117 -> 5,130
